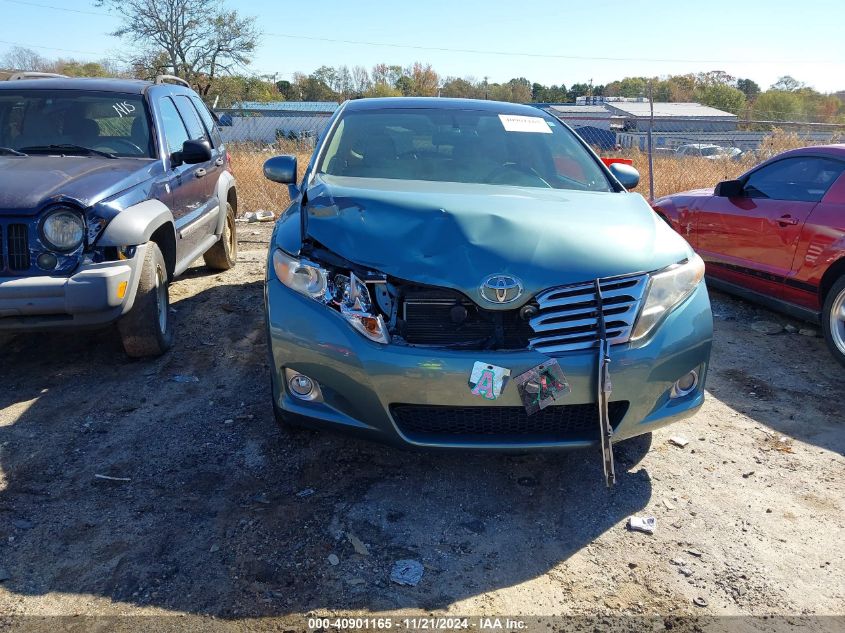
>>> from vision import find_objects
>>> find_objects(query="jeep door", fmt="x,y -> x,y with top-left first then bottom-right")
157,96 -> 215,260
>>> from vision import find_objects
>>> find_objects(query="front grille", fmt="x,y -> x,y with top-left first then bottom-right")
528,274 -> 648,354
401,287 -> 534,349
6,223 -> 30,271
391,402 -> 629,444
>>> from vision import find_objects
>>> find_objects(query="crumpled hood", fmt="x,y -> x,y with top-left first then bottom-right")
0,156 -> 156,214
304,175 -> 693,307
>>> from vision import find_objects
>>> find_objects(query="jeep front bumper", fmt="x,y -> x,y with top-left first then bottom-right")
0,244 -> 146,330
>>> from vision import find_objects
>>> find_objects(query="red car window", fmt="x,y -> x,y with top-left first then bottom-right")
745,156 -> 845,202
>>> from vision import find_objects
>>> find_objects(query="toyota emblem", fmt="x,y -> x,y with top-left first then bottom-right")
480,274 -> 523,304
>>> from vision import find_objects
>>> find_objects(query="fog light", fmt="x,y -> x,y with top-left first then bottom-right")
37,252 -> 58,270
290,374 -> 313,396
284,368 -> 322,401
670,370 -> 699,398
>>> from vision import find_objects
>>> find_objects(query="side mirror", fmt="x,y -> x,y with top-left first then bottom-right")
173,139 -> 212,166
608,163 -> 640,190
264,155 -> 298,184
714,179 -> 743,197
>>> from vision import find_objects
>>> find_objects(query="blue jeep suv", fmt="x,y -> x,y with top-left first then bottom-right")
0,76 -> 237,356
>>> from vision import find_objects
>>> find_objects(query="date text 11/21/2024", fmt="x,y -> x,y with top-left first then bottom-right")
307,617 -> 528,630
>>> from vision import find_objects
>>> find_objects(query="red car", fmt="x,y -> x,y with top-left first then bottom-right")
652,145 -> 845,366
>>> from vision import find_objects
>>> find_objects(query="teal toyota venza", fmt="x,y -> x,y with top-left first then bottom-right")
262,98 -> 712,469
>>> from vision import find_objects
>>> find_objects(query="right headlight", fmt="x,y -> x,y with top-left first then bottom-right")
41,208 -> 85,252
631,254 -> 705,341
272,249 -> 390,344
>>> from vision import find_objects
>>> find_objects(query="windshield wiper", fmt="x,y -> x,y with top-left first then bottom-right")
0,146 -> 27,156
19,144 -> 117,159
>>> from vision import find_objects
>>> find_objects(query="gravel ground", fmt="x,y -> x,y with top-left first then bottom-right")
0,222 -> 842,631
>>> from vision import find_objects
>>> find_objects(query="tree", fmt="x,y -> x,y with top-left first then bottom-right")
276,80 -> 297,101
96,0 -> 258,95
440,77 -> 483,99
0,46 -> 48,71
736,78 -> 761,101
771,75 -> 804,92
409,63 -> 439,96
696,84 -> 746,114
605,77 -> 648,98
753,90 -> 803,120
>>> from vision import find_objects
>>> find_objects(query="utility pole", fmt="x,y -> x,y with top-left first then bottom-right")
647,80 -> 655,202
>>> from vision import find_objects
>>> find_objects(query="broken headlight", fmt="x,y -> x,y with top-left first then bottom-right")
272,249 -> 390,344
631,254 -> 705,341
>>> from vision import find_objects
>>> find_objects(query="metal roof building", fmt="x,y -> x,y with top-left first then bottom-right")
215,101 -> 339,145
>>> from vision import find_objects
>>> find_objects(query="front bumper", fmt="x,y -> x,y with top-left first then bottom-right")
266,277 -> 713,450
0,244 -> 146,330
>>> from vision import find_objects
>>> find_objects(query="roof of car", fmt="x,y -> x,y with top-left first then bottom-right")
0,77 -> 182,94
343,97 -> 549,116
778,144 -> 845,159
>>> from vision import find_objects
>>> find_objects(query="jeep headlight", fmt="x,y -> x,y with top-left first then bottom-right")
41,208 -> 85,252
272,249 -> 389,344
631,254 -> 705,341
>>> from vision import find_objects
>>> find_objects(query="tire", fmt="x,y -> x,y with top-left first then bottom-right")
118,242 -> 173,358
203,202 -> 237,271
821,275 -> 845,368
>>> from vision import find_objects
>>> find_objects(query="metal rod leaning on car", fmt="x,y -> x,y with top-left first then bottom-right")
595,278 -> 616,487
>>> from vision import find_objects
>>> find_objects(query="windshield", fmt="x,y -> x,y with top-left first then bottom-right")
0,89 -> 153,158
699,147 -> 722,157
318,108 -> 613,192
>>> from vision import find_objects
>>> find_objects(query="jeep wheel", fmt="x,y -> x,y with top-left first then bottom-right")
821,275 -> 845,368
118,242 -> 173,358
203,202 -> 237,271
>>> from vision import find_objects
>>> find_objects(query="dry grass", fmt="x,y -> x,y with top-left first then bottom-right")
227,139 -> 313,216
226,129 -> 842,213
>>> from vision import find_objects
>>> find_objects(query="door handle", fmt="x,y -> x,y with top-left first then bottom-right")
777,215 -> 799,226
214,157 -> 224,167
195,168 -> 207,178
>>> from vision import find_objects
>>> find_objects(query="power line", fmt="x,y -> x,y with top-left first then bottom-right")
263,32 -> 839,66
0,0 -> 111,16
0,39 -> 103,56
3,0 -> 840,67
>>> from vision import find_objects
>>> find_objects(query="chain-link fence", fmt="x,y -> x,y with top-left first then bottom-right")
219,104 -> 845,214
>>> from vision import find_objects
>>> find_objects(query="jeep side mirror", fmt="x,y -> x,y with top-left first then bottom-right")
608,162 -> 640,190
714,179 -> 744,197
172,139 -> 212,167
264,155 -> 298,184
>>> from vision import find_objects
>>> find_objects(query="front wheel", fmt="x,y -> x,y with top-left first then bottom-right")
118,242 -> 173,358
203,202 -> 237,271
821,276 -> 845,367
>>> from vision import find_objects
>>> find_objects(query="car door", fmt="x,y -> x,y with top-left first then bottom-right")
157,96 -> 212,260
695,155 -> 845,299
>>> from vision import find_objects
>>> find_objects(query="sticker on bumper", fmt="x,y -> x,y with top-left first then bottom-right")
468,362 -> 511,400
514,359 -> 570,415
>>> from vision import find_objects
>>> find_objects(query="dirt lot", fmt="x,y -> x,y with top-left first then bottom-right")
0,222 -> 842,630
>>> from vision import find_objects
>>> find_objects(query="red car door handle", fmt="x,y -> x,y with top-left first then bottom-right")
777,215 -> 799,226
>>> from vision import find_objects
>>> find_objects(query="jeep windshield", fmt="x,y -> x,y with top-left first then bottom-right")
318,108 -> 613,192
0,90 -> 153,158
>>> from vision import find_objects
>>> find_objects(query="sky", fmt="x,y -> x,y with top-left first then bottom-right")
1,0 -> 844,93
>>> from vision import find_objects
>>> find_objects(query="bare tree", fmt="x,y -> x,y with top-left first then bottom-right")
96,0 -> 258,95
1,46 -> 49,72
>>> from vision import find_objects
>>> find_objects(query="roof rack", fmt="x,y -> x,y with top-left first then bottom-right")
155,75 -> 191,88
8,71 -> 67,81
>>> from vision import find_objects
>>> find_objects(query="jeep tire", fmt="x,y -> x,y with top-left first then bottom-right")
118,242 -> 174,358
203,202 -> 237,271
821,275 -> 845,368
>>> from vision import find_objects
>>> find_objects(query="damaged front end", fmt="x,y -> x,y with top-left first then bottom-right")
271,240 -> 549,352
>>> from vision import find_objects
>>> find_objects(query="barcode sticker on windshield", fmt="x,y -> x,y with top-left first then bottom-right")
498,114 -> 552,134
